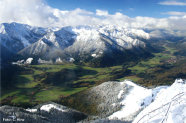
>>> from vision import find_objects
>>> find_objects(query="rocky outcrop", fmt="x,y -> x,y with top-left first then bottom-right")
0,102 -> 87,123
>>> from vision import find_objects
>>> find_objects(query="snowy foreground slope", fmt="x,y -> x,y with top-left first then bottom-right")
107,80 -> 167,122
89,79 -> 185,123
106,79 -> 186,123
0,79 -> 185,123
133,79 -> 186,123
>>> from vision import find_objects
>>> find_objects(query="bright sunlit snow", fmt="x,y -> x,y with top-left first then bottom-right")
40,104 -> 66,112
133,79 -> 186,123
109,80 -> 167,121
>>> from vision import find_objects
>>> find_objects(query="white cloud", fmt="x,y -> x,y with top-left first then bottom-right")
0,0 -> 186,37
159,1 -> 186,6
162,11 -> 186,16
0,0 -> 57,27
96,10 -> 108,16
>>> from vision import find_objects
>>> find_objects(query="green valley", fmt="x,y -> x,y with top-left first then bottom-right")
1,40 -> 186,110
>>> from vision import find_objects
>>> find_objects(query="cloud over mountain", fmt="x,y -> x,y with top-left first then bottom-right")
0,0 -> 186,37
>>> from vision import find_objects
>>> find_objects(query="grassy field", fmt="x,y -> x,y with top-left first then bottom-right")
128,46 -> 175,73
117,42 -> 186,86
0,63 -> 126,107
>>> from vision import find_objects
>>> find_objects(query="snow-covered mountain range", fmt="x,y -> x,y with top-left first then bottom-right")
0,22 -> 150,65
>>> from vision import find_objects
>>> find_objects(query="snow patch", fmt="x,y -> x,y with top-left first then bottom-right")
25,58 -> 33,64
118,90 -> 124,99
69,57 -> 75,62
0,24 -> 6,34
25,109 -> 37,113
91,54 -> 97,57
38,58 -> 53,64
12,60 -> 24,65
12,58 -> 34,65
56,57 -> 63,63
109,80 -> 155,120
40,104 -> 66,112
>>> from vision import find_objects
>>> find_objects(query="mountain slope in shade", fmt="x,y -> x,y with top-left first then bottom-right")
0,22 -> 47,52
18,39 -> 50,56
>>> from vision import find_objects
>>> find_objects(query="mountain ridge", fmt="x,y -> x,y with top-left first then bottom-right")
0,22 -> 151,65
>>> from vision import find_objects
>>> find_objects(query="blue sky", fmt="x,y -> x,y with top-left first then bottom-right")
46,0 -> 186,18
